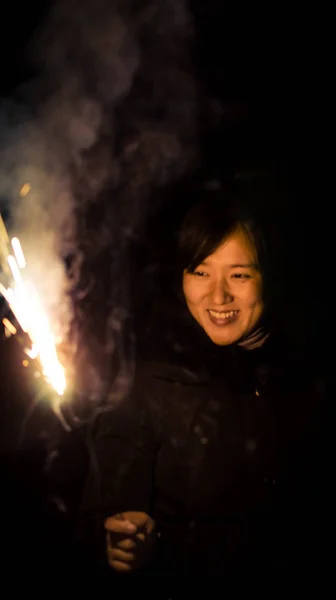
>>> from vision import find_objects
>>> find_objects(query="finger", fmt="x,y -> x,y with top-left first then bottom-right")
117,538 -> 136,551
106,533 -> 136,553
145,518 -> 155,534
104,517 -> 136,534
135,518 -> 155,541
108,547 -> 135,563
107,558 -> 133,573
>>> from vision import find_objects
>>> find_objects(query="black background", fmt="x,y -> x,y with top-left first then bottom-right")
0,0 -> 332,584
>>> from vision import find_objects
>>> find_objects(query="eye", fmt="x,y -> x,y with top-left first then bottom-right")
231,273 -> 251,280
193,270 -> 208,277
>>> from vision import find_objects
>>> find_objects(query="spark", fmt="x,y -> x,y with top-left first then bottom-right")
0,214 -> 9,243
11,238 -> 26,268
2,317 -> 17,336
0,215 -> 10,275
19,183 -> 31,197
0,215 -> 66,397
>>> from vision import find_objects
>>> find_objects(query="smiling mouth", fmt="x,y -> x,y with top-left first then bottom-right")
207,309 -> 239,325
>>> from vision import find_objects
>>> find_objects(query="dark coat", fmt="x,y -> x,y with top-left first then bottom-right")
80,326 -> 333,581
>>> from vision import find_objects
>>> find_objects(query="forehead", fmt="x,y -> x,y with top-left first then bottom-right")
206,229 -> 257,264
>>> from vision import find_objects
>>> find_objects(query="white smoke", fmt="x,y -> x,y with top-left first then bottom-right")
0,0 -> 199,413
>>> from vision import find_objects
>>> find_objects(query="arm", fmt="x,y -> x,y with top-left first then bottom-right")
78,381 -> 159,574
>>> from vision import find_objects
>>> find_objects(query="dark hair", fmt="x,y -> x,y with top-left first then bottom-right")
134,179 -> 290,357
178,198 -> 265,272
176,188 -> 282,325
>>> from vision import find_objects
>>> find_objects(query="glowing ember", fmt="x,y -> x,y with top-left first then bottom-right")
19,183 -> 31,197
2,317 -> 17,336
0,216 -> 66,396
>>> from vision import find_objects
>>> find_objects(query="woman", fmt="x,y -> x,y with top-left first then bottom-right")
79,186 -> 331,582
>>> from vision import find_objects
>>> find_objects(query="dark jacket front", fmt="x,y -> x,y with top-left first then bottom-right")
80,332 -> 332,579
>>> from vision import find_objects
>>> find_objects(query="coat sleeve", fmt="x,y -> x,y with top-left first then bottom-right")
77,373 -> 159,573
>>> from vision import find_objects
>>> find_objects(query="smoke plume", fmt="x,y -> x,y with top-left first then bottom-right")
0,0 -> 200,416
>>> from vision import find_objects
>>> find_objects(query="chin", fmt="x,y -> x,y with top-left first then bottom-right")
206,332 -> 237,346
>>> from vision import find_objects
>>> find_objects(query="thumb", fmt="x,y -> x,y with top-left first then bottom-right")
145,516 -> 155,534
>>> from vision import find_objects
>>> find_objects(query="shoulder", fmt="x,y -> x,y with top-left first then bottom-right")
262,339 -> 331,429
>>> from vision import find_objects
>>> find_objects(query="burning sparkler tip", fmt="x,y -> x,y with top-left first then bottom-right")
1,216 -> 68,398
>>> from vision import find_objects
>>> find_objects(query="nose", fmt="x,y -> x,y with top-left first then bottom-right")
211,278 -> 233,305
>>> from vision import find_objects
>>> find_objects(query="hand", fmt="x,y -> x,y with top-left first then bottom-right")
105,511 -> 155,573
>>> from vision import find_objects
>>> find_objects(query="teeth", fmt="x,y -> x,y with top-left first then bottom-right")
208,310 -> 238,319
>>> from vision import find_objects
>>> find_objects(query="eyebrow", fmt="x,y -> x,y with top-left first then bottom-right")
201,261 -> 258,269
229,263 -> 258,269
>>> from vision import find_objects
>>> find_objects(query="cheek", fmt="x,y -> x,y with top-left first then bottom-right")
250,289 -> 264,314
238,284 -> 263,308
182,278 -> 189,302
183,278 -> 201,305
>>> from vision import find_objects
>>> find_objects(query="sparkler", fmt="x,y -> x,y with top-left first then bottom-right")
0,212 -> 67,403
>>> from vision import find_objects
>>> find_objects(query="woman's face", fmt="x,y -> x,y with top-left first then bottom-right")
182,228 -> 264,345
